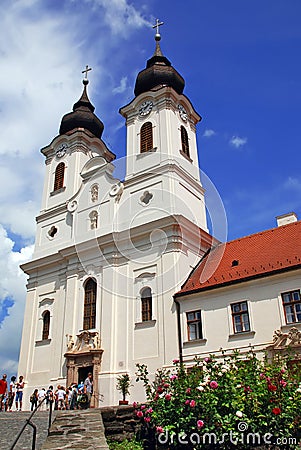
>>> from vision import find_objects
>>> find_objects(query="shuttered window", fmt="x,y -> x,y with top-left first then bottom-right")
42,311 -> 50,340
141,287 -> 152,322
140,122 -> 153,153
83,278 -> 97,330
54,162 -> 65,191
181,126 -> 190,158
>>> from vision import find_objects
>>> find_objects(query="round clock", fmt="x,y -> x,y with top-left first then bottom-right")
139,100 -> 153,116
178,104 -> 188,121
56,143 -> 67,158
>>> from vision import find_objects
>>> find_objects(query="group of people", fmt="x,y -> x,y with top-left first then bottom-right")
0,374 -> 25,412
0,372 -> 93,412
29,372 -> 94,411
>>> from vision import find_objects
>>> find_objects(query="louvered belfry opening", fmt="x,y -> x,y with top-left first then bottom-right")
141,287 -> 152,322
140,122 -> 153,153
54,162 -> 65,191
181,126 -> 190,158
83,278 -> 97,330
42,311 -> 50,340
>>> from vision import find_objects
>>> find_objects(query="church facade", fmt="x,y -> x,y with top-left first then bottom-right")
18,29 -> 213,407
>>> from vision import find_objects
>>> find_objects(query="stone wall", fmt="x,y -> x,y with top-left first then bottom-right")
101,405 -> 141,443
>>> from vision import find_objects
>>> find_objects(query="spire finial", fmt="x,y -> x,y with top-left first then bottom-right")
152,18 -> 164,41
82,65 -> 92,86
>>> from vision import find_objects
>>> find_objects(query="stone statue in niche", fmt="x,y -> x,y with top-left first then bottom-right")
89,211 -> 98,229
66,334 -> 74,351
91,185 -> 99,203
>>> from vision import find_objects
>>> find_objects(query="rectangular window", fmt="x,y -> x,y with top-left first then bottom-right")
231,301 -> 250,333
187,310 -> 202,341
282,290 -> 301,324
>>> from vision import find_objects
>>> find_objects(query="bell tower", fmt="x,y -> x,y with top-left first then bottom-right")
119,21 -> 207,231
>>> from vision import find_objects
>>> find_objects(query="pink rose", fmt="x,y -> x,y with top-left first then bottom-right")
144,416 -> 151,423
136,411 -> 143,418
156,426 -> 164,434
146,408 -> 153,414
280,380 -> 287,387
133,402 -> 137,408
157,386 -> 163,394
197,420 -> 204,429
190,400 -> 196,407
185,399 -> 190,405
170,375 -> 178,381
186,388 -> 191,394
173,359 -> 180,364
165,394 -> 171,401
141,404 -> 146,410
163,383 -> 170,388
210,381 -> 218,389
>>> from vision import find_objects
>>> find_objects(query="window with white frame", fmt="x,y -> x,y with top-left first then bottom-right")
282,290 -> 301,324
231,301 -> 250,333
186,310 -> 202,340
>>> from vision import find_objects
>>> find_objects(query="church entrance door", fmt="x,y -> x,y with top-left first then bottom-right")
78,365 -> 93,384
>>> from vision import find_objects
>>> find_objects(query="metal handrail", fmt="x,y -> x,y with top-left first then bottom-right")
9,394 -> 53,450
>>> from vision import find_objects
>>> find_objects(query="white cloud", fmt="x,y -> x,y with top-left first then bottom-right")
0,225 -> 33,373
203,129 -> 216,138
284,176 -> 301,191
84,0 -> 151,36
229,135 -> 248,148
112,76 -> 128,94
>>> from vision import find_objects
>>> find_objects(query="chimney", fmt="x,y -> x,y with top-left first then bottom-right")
276,212 -> 298,227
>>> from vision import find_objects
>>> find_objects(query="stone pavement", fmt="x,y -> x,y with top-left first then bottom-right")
0,410 -> 54,450
41,409 -> 109,450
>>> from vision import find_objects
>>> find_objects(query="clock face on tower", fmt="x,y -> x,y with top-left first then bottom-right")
56,143 -> 67,158
139,100 -> 153,116
178,104 -> 188,122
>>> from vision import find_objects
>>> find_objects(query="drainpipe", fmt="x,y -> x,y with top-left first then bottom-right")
174,297 -> 183,364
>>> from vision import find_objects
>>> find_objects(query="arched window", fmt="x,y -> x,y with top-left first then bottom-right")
140,122 -> 153,153
180,126 -> 190,158
54,162 -> 65,191
141,287 -> 152,322
42,311 -> 50,340
83,278 -> 97,330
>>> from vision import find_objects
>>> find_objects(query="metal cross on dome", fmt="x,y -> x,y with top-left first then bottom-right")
82,65 -> 92,80
152,18 -> 164,35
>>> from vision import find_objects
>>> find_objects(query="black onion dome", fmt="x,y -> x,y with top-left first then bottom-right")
134,35 -> 185,97
59,79 -> 104,139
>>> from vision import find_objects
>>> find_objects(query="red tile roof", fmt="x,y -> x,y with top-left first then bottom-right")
176,220 -> 301,297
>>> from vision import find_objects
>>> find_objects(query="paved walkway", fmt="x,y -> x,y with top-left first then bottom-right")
0,410 -> 54,450
41,409 -> 109,450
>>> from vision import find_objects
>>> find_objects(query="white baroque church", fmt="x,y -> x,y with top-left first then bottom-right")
18,28 -> 214,407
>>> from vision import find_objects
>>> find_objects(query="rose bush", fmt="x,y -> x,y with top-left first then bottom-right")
134,351 -> 301,449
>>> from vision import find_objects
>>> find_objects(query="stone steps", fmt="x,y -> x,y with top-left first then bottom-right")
41,409 -> 109,450
0,410 -> 54,450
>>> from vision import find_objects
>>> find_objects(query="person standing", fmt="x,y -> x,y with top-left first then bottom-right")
30,389 -> 39,411
0,374 -> 8,411
84,372 -> 93,407
46,385 -> 54,411
7,376 -> 16,412
38,388 -> 46,410
15,376 -> 25,411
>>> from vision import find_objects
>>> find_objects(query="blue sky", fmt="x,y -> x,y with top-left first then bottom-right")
0,0 -> 300,376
